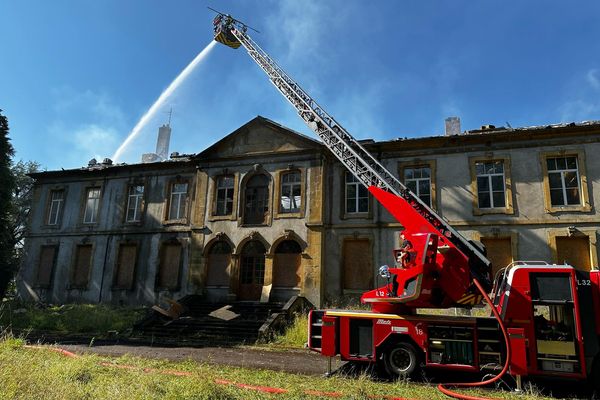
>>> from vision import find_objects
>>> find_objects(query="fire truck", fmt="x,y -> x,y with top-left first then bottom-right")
210,10 -> 600,393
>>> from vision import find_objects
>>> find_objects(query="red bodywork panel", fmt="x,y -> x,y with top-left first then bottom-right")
590,270 -> 600,335
508,327 -> 528,376
363,186 -> 472,311
321,315 -> 338,357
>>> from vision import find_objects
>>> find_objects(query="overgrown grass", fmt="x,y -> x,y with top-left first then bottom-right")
271,314 -> 308,348
0,337 -> 555,400
0,301 -> 146,335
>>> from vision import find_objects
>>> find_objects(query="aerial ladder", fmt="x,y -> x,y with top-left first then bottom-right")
212,13 -> 492,312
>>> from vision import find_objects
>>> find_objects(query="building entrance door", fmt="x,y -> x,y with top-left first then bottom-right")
238,240 -> 266,300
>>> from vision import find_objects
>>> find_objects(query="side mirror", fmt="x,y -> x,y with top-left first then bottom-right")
379,265 -> 390,279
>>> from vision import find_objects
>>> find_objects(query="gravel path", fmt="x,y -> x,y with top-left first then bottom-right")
61,343 -> 345,376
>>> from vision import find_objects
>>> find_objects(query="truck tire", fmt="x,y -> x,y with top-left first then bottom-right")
383,342 -> 420,379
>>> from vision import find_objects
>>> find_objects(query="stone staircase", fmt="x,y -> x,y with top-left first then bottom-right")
132,295 -> 312,346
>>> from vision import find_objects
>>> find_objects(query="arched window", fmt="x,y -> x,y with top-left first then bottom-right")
243,174 -> 269,225
273,240 -> 302,288
206,241 -> 232,287
239,240 -> 266,300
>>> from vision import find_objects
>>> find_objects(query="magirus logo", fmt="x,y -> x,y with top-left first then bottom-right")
376,319 -> 392,325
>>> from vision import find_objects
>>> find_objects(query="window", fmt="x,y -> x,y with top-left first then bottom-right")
399,160 -> 437,210
215,175 -> 234,216
404,166 -> 431,207
345,172 -> 369,213
541,151 -> 590,213
168,182 -> 188,220
243,174 -> 270,225
36,245 -> 58,287
47,190 -> 65,225
157,242 -> 182,289
126,185 -> 144,222
71,244 -> 93,288
475,161 -> 506,209
547,156 -> 581,206
114,243 -> 137,289
83,187 -> 101,224
280,172 -> 301,213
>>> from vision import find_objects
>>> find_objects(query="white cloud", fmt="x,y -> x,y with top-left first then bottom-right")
558,69 -> 600,123
46,87 -> 126,168
587,69 -> 600,90
72,124 -> 119,162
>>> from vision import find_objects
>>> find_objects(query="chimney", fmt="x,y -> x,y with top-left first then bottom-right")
156,124 -> 172,160
445,117 -> 461,136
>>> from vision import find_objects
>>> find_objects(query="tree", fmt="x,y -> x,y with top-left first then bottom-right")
0,110 -> 15,300
10,160 -> 40,265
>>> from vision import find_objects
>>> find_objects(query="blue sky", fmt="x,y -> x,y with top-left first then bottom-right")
2,1 -> 600,170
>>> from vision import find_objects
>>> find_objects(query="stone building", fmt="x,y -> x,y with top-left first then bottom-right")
17,116 -> 600,307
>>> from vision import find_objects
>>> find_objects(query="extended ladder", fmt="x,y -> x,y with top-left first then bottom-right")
229,28 -> 491,287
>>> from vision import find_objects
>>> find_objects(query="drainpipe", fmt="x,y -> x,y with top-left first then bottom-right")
98,235 -> 113,303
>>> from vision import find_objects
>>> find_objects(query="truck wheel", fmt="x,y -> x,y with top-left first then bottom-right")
383,342 -> 419,379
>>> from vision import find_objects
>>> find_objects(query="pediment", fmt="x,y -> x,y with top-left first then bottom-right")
199,116 -> 321,159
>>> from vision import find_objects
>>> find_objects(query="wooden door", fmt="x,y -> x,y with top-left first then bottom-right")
239,240 -> 265,300
556,236 -> 591,271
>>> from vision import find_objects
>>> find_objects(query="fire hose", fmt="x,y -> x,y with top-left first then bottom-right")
23,344 -> 409,400
436,278 -> 512,400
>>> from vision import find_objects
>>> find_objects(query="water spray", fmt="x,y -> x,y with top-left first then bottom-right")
112,40 -> 217,162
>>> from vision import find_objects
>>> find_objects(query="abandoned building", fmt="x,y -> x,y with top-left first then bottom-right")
17,116 -> 600,307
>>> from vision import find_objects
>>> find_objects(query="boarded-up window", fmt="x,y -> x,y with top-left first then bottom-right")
343,239 -> 373,290
114,244 -> 137,289
206,241 -> 232,286
556,236 -> 591,271
273,240 -> 302,287
157,242 -> 182,289
36,245 -> 58,287
480,237 -> 513,277
72,244 -> 93,288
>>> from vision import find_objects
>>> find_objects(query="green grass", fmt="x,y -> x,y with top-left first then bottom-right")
0,301 -> 146,336
0,337 -> 555,400
271,314 -> 308,348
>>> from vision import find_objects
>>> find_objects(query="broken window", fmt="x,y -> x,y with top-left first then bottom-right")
214,175 -> 235,216
243,174 -> 269,225
47,190 -> 65,225
280,171 -> 301,213
83,187 -> 101,224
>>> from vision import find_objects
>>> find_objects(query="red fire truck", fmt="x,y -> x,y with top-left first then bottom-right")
210,10 -> 600,393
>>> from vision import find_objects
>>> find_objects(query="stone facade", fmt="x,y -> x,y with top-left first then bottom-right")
17,117 -> 600,307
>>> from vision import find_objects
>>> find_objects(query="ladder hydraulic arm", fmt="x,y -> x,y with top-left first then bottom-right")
213,15 -> 492,308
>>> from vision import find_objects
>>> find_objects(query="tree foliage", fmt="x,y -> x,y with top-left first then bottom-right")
10,160 -> 40,252
0,110 -> 15,299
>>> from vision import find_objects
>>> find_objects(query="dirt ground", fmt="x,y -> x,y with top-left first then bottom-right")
61,343 -> 344,376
